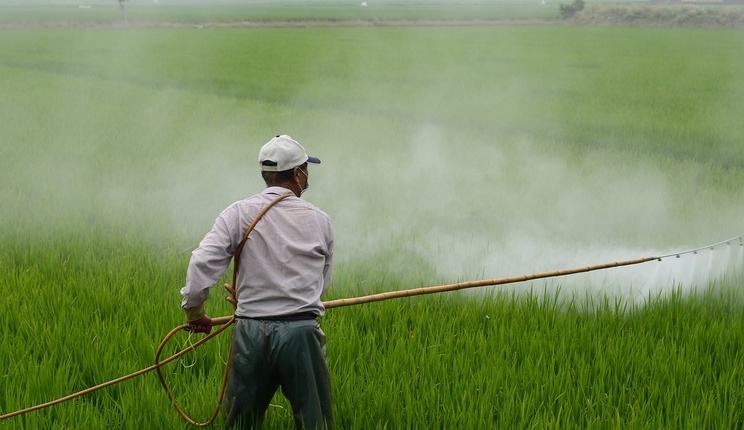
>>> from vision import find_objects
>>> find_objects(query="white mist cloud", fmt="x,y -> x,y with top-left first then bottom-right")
310,121 -> 743,303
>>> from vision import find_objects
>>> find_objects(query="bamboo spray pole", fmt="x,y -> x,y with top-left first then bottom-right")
210,255 -> 658,327
215,232 -> 742,328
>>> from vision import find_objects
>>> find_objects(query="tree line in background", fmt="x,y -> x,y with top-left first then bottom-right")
560,0 -> 585,18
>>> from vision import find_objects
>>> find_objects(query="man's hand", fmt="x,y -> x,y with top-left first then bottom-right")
186,315 -> 212,334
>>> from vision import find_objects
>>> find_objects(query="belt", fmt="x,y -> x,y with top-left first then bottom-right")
235,312 -> 318,322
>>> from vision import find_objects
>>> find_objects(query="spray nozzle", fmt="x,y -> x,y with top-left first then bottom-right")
657,236 -> 743,260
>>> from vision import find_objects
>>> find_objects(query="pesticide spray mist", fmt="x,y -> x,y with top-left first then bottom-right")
308,126 -> 744,306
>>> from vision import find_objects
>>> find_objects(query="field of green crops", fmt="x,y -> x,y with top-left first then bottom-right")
0,0 -> 561,25
2,2 -> 744,429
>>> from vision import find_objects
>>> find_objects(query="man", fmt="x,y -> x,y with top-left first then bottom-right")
180,135 -> 334,429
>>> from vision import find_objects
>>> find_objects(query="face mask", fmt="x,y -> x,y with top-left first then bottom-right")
297,168 -> 310,195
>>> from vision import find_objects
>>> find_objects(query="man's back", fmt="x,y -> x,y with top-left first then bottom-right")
230,188 -> 333,318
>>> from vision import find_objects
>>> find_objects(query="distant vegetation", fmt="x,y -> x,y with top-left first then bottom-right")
572,4 -> 744,26
0,0 -> 742,27
560,0 -> 586,18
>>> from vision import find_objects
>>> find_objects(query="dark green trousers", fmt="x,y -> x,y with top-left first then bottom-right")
224,318 -> 333,430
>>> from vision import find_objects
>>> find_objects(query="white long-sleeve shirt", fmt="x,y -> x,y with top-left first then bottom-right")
180,186 -> 334,318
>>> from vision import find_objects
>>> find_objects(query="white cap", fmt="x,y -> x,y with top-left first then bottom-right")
258,135 -> 321,172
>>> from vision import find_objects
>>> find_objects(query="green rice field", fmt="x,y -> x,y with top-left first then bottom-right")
1,2 -> 744,429
0,0 -> 561,25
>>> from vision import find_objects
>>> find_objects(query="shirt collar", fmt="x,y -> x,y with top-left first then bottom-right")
264,186 -> 294,196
